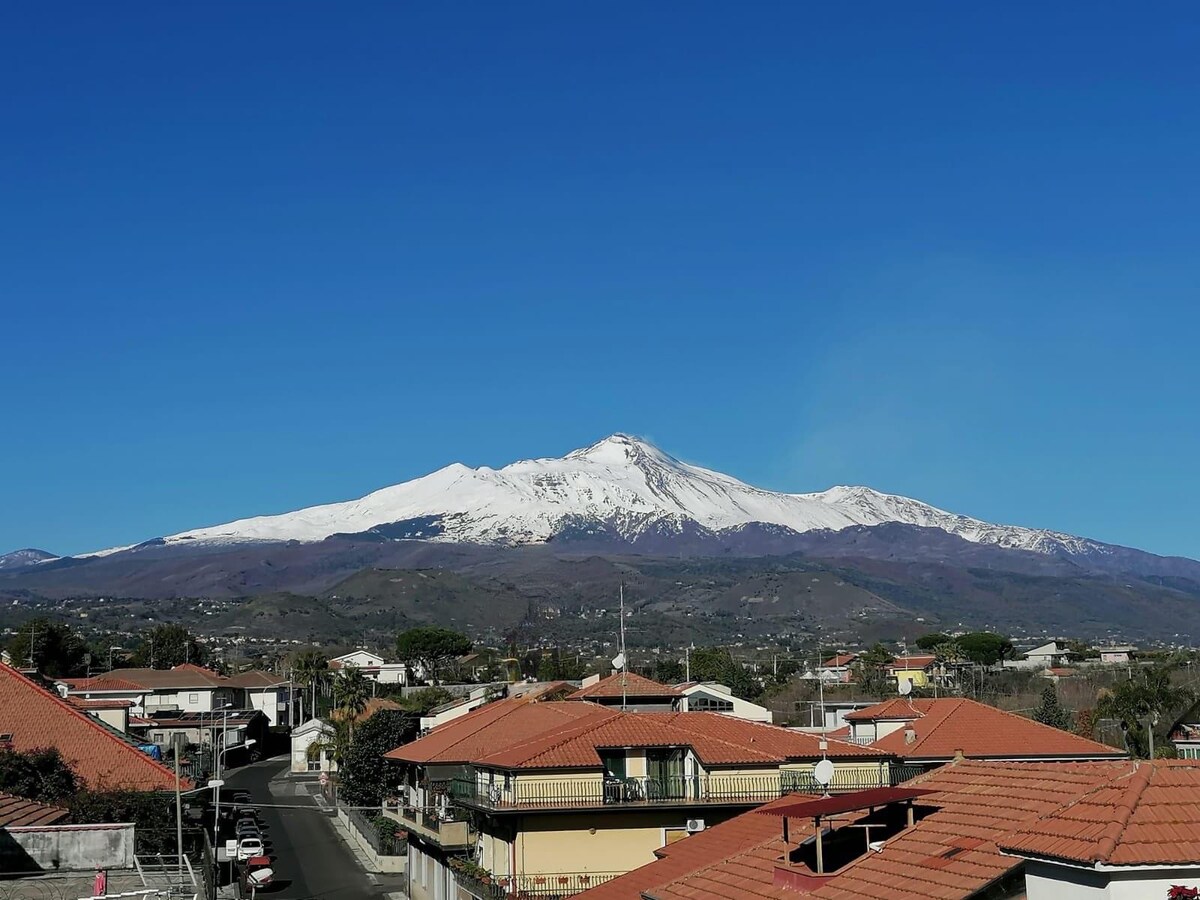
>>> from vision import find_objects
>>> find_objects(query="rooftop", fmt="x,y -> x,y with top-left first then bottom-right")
69,664 -> 229,692
575,759 -> 1137,900
567,672 -> 684,700
0,792 -> 70,827
0,663 -> 185,792
1000,759 -> 1200,867
844,698 -> 1126,761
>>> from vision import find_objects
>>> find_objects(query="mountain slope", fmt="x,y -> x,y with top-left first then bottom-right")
90,434 -> 1125,566
0,548 -> 58,570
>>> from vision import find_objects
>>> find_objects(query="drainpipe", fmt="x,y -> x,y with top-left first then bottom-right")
815,816 -> 824,874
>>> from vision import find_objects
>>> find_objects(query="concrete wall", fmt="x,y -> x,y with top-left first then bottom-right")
1025,860 -> 1200,900
335,808 -> 406,875
0,823 -> 135,872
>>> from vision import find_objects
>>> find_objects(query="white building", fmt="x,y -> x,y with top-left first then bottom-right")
1000,760 -> 1200,900
330,650 -> 416,685
1003,641 -> 1069,671
676,682 -> 773,723
290,718 -> 336,774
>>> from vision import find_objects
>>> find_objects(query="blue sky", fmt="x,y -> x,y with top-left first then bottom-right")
2,4 -> 1198,558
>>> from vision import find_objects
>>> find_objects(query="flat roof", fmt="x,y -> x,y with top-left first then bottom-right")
758,786 -> 937,819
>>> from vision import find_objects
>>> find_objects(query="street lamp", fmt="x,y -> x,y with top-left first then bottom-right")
210,703 -> 234,853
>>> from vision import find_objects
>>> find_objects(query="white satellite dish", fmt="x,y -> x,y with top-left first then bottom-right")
813,758 -> 835,787
898,679 -> 913,696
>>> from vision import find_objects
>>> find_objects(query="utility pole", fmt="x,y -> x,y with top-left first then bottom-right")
619,583 -> 627,712
174,734 -> 184,876
26,622 -> 37,668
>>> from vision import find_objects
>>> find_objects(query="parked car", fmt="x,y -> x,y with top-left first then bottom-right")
231,791 -> 253,804
244,855 -> 274,888
235,823 -> 262,841
237,837 -> 264,862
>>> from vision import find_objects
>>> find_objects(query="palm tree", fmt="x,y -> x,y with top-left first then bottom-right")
333,667 -> 371,740
292,649 -> 329,721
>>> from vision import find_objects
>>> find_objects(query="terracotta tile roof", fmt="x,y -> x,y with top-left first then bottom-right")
384,685 -> 608,764
568,673 -> 684,700
0,664 -> 184,792
0,792 -> 70,827
475,709 -> 889,770
845,698 -> 1126,761
67,698 -> 134,710
332,697 -> 403,723
886,655 -> 937,670
574,793 -> 796,900
999,759 -> 1200,867
578,760 -> 1134,900
77,665 -> 229,691
822,654 -> 857,668
225,670 -> 289,688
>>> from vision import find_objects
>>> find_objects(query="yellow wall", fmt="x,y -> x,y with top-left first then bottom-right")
893,667 -> 930,687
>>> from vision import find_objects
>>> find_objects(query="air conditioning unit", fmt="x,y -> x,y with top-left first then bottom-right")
685,818 -> 706,833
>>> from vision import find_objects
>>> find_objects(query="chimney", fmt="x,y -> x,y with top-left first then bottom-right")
904,728 -> 916,745
952,748 -> 965,762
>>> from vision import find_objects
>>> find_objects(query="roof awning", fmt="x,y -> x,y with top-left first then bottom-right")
758,787 -> 936,819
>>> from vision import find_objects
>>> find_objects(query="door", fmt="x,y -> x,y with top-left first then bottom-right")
646,748 -> 685,799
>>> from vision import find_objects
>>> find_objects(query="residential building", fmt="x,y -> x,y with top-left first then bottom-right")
792,700 -> 878,733
226,669 -> 296,726
384,690 -> 899,900
291,718 -> 335,774
132,708 -> 269,764
1005,640 -> 1070,671
66,696 -> 133,733
676,682 -> 773,723
0,662 -> 184,791
567,672 -> 683,711
420,684 -> 508,733
844,697 -> 1127,769
886,654 -> 937,688
1000,760 -> 1200,899
817,653 -> 858,683
330,649 -> 414,685
1095,644 -> 1136,665
573,759 -> 1148,900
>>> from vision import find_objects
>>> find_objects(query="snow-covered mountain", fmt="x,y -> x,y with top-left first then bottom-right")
97,434 -> 1109,561
0,548 -> 59,570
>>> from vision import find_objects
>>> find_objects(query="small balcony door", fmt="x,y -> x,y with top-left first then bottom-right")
646,748 -> 686,799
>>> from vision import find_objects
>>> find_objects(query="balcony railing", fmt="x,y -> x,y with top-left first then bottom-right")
454,867 -> 622,899
382,797 -> 472,848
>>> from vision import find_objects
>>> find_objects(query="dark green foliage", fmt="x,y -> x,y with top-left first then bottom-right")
652,658 -> 685,684
955,632 -> 1013,666
69,790 -> 177,854
1032,684 -> 1072,730
851,643 -> 895,697
686,647 -> 759,699
4,619 -> 89,678
914,633 -> 952,651
535,651 -> 586,682
395,627 -> 472,684
132,624 -> 208,669
0,747 -> 80,804
338,709 -> 418,808
1098,665 -> 1194,758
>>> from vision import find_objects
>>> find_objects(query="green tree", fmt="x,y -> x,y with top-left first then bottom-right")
1032,684 -> 1072,730
850,643 -> 894,697
687,647 -> 759,699
333,668 -> 371,740
132,624 -> 207,670
338,709 -> 418,807
69,790 -> 176,854
914,633 -> 952,651
395,627 -> 472,685
652,658 -> 685,684
291,648 -> 330,721
536,651 -> 586,682
5,619 -> 89,678
1098,665 -> 1194,758
399,686 -> 457,715
955,632 -> 1013,666
0,748 -> 80,803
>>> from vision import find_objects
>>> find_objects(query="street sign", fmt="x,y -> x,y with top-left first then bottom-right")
318,772 -> 329,786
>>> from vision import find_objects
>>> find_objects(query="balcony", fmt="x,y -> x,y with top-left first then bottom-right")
382,798 -> 472,849
452,863 -> 621,899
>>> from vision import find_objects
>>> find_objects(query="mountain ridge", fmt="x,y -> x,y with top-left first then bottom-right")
67,434 -> 1144,567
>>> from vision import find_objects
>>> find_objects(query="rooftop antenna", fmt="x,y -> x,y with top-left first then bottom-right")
619,583 -> 628,711
898,676 -> 915,713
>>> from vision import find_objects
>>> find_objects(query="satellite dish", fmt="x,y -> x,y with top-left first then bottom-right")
898,679 -> 913,696
813,758 -> 835,786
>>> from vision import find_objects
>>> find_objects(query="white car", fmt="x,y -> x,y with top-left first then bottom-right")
236,838 -> 264,862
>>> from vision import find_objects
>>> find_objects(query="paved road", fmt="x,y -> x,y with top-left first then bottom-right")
222,759 -> 390,900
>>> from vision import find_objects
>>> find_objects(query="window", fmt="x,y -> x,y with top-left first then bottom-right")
689,694 -> 734,713
600,751 -> 627,779
307,759 -> 321,772
188,693 -> 199,704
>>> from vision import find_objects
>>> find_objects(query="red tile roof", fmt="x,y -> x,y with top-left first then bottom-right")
225,670 -> 290,688
384,685 -> 608,764
67,698 -> 134,710
999,760 -> 1200,867
822,654 -> 857,668
577,760 -> 1135,900
0,792 -> 70,827
0,664 -> 184,792
886,655 -> 937,670
75,665 -> 228,691
568,673 -> 683,700
845,698 -> 1126,761
475,708 -> 888,770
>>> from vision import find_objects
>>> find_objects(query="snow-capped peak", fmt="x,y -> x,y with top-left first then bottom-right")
88,433 -> 1103,559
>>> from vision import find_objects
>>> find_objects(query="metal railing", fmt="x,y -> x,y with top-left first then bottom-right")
451,766 -> 922,810
383,796 -> 472,848
346,806 -> 407,856
455,868 -> 622,899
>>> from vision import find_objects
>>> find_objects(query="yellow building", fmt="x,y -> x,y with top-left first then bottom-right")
886,654 -> 937,689
383,682 -> 901,900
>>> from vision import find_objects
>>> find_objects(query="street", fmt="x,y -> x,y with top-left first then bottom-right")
223,759 -> 398,900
